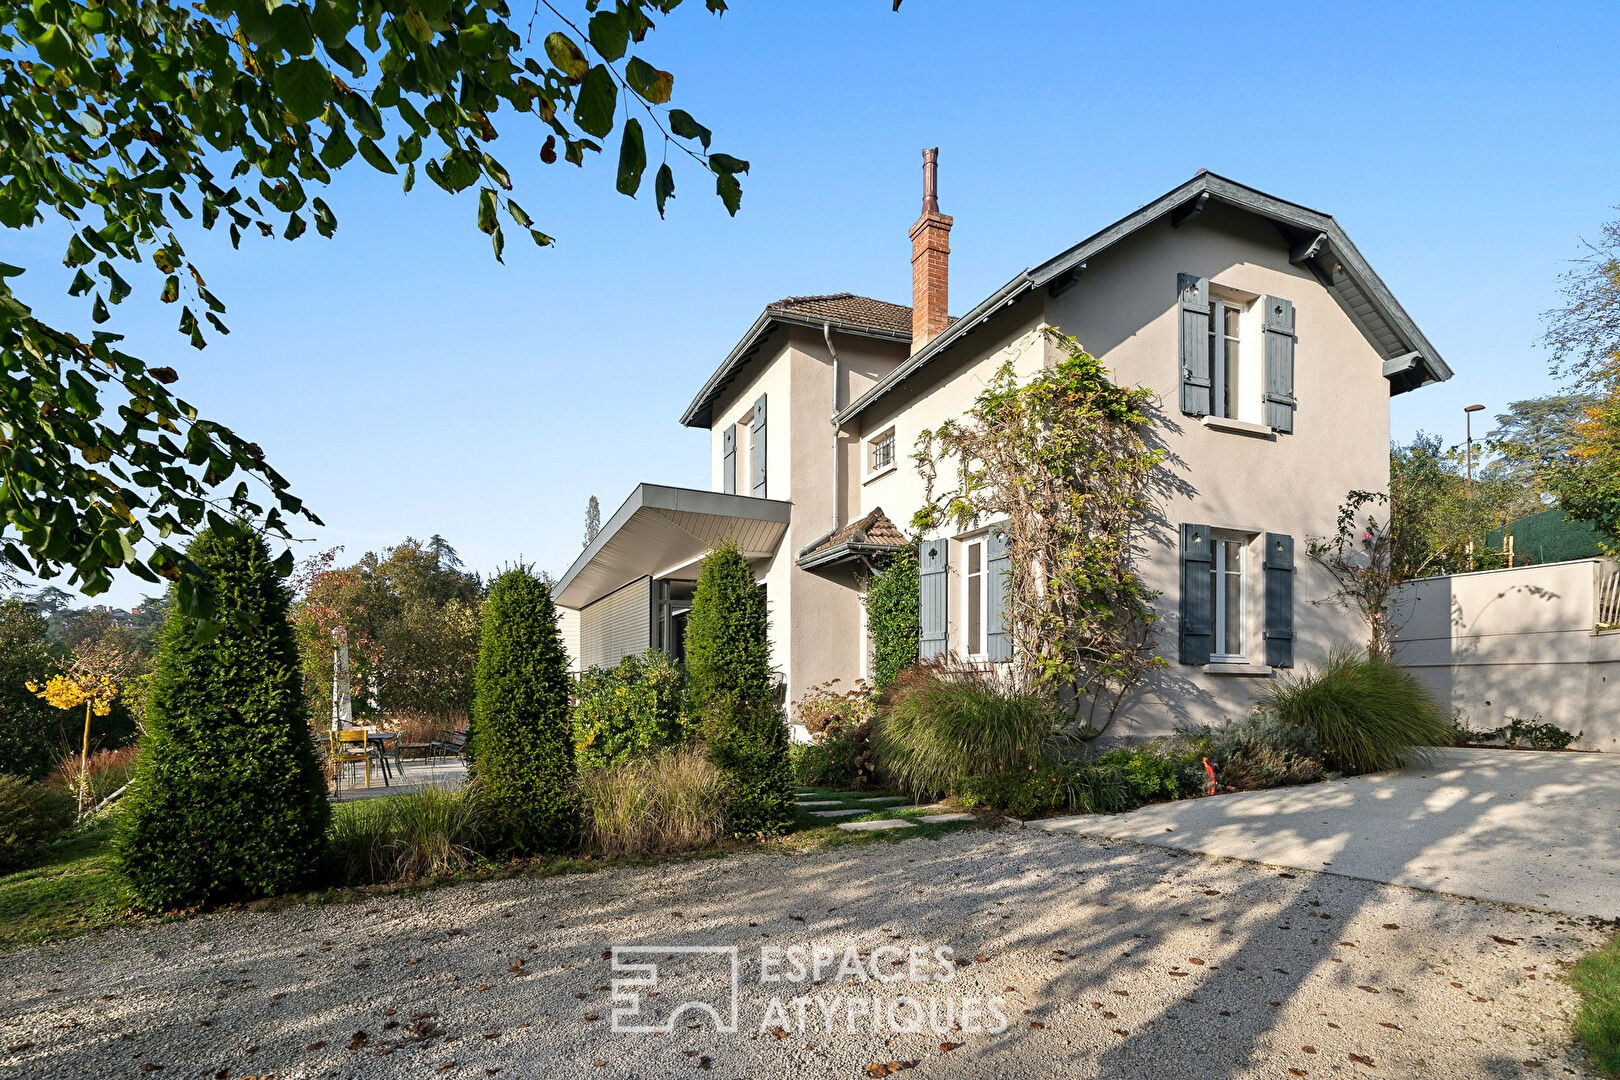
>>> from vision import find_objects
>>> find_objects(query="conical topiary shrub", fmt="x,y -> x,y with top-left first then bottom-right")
685,539 -> 793,836
115,527 -> 330,909
468,567 -> 576,854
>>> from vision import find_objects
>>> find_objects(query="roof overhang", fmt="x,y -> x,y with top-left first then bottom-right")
680,312 -> 910,430
555,484 -> 791,609
796,541 -> 906,573
837,171 -> 1452,428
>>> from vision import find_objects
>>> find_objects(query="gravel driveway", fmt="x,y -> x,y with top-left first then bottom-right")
0,826 -> 1607,1079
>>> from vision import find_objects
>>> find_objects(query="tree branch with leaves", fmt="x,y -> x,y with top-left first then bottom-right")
1,0 -> 750,609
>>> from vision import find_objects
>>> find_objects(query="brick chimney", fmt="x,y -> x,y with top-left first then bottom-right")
909,148 -> 952,353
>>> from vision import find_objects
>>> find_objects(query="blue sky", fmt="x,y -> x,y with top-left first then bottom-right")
19,0 -> 1620,606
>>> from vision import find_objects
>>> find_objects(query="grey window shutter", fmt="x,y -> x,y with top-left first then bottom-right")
1178,274 -> 1212,416
750,395 -> 767,497
1263,532 -> 1295,667
918,539 -> 949,658
721,426 -> 736,495
1262,296 -> 1297,433
1179,523 -> 1213,665
985,522 -> 1012,661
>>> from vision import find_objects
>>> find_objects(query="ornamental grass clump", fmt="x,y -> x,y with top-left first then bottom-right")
327,785 -> 483,886
873,658 -> 1062,800
468,567 -> 576,855
684,540 -> 793,837
578,748 -> 728,859
1261,649 -> 1453,775
115,526 -> 331,909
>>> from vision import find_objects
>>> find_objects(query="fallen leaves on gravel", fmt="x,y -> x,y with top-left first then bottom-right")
864,1062 -> 915,1077
939,1042 -> 960,1052
1348,1053 -> 1375,1066
1491,936 -> 1520,946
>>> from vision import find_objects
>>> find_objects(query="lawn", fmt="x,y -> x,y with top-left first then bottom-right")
1573,933 -> 1620,1076
0,788 -> 989,950
0,818 -> 147,949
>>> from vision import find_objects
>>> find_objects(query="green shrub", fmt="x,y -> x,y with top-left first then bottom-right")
468,568 -> 576,855
1262,650 -> 1453,774
957,761 -> 1138,817
1459,714 -> 1583,751
1201,714 -> 1325,792
571,650 -> 687,771
115,527 -> 331,909
578,748 -> 727,858
864,547 -> 920,690
0,775 -> 76,871
791,681 -> 877,789
1089,747 -> 1183,801
327,786 -> 483,886
685,540 -> 793,836
873,659 -> 1060,799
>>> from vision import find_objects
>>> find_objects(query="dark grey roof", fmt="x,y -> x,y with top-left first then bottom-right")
836,171 -> 1452,427
679,294 -> 911,429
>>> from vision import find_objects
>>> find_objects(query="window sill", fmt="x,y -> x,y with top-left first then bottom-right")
863,465 -> 898,485
1203,662 -> 1273,677
1201,415 -> 1275,439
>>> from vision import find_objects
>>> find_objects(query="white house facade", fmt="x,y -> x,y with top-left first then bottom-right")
555,159 -> 1451,735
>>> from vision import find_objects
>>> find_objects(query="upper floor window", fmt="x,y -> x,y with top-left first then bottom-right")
868,428 -> 897,476
1207,299 -> 1246,420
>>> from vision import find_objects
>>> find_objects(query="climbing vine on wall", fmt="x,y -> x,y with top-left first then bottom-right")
912,329 -> 1167,731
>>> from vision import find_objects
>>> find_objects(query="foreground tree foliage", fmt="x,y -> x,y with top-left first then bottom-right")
468,566 -> 575,854
912,330 -> 1166,732
114,526 -> 330,909
1,0 -> 746,603
684,539 -> 791,836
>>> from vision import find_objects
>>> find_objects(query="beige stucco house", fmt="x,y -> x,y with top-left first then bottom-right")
555,159 -> 1452,734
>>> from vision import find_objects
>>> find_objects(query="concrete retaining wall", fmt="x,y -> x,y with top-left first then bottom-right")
1394,559 -> 1619,752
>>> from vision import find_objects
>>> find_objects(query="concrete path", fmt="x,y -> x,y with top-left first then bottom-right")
1042,748 -> 1620,918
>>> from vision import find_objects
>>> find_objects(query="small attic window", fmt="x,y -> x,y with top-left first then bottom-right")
868,428 -> 897,476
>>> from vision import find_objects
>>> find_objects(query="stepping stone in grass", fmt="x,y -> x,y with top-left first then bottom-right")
854,796 -> 907,804
796,800 -> 844,807
917,813 -> 976,824
809,809 -> 867,818
837,819 -> 917,832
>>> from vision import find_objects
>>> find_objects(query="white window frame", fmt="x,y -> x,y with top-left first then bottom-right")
963,536 -> 988,659
1209,533 -> 1247,662
1207,299 -> 1244,420
866,427 -> 897,480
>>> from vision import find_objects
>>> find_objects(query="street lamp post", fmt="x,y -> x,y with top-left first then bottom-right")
1464,404 -> 1486,495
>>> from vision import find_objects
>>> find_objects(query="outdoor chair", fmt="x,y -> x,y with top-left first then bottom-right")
429,728 -> 469,761
330,728 -> 385,791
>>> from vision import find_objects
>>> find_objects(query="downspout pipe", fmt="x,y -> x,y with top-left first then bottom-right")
824,321 -> 842,535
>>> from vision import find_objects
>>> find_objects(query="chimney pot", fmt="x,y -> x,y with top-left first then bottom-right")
910,148 -> 951,354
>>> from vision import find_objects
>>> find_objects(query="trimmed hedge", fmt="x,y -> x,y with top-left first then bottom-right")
115,527 -> 331,909
685,540 -> 792,836
468,567 -> 576,854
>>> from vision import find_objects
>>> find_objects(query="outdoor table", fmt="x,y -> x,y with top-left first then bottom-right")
367,731 -> 402,782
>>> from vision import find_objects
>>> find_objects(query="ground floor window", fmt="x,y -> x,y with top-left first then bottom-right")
1210,533 -> 1246,660
964,536 -> 987,658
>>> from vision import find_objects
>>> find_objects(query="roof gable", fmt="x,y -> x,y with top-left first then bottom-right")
836,171 -> 1450,427
679,293 -> 911,428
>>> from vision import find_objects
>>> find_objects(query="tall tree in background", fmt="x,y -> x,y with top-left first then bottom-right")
584,496 -> 602,547
292,536 -> 483,721
1485,395 -> 1597,515
1543,209 -> 1620,543
1390,433 -> 1520,578
1,0 -> 750,605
